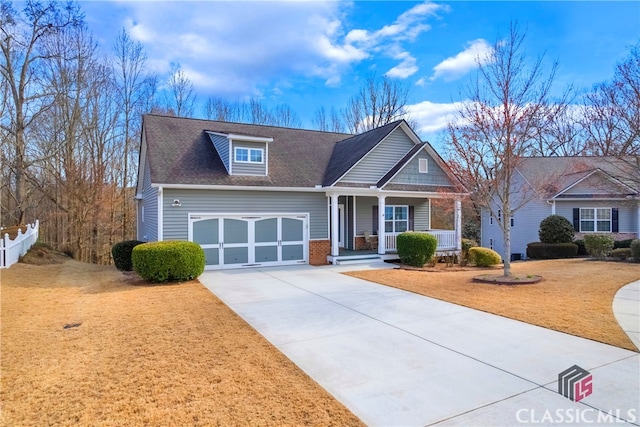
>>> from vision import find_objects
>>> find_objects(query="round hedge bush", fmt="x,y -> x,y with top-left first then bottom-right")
526,242 -> 578,259
112,240 -> 145,271
396,232 -> 438,267
538,215 -> 575,243
460,238 -> 478,266
469,247 -> 501,267
132,241 -> 205,283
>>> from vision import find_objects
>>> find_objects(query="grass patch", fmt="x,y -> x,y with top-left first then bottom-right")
346,258 -> 639,352
1,260 -> 363,426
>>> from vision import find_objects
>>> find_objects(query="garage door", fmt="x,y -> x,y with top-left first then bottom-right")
189,214 -> 308,269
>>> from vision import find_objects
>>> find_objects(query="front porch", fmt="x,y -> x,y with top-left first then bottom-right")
325,192 -> 462,265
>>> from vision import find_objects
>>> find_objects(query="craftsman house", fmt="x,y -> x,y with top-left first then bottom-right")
136,114 -> 466,269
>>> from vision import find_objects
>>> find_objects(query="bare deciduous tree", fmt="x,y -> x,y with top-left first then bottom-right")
165,62 -> 195,117
343,74 -> 412,134
447,24 -> 559,277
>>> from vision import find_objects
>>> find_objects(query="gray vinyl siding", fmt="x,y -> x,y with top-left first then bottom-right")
556,200 -> 638,233
481,197 -> 551,260
139,159 -> 158,242
563,174 -> 624,195
231,141 -> 267,176
354,196 -> 430,235
389,152 -> 454,186
341,128 -> 414,183
208,133 -> 230,173
162,189 -> 327,240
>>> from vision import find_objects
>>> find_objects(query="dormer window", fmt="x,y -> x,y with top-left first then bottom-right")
235,147 -> 264,164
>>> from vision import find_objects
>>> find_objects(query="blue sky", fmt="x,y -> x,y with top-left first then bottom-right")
82,1 -> 639,140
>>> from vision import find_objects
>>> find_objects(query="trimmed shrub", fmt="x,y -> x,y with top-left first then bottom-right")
574,239 -> 587,256
613,239 -> 634,249
630,240 -> 640,261
611,248 -> 632,261
112,240 -> 145,271
460,238 -> 478,266
526,242 -> 578,259
583,234 -> 615,260
469,247 -> 501,267
538,215 -> 575,243
396,232 -> 438,267
132,241 -> 205,283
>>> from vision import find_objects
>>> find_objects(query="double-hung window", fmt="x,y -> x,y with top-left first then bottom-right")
385,205 -> 408,233
234,147 -> 263,163
580,208 -> 611,232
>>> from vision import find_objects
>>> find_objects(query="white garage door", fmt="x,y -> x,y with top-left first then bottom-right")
189,214 -> 308,269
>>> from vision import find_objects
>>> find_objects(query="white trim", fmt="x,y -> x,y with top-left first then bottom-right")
419,158 -> 428,174
338,204 -> 345,248
228,139 -> 233,174
134,134 -> 147,199
330,194 -> 340,257
352,195 -> 357,249
233,146 -> 265,164
157,187 -> 163,241
208,132 -> 273,144
378,195 -> 386,255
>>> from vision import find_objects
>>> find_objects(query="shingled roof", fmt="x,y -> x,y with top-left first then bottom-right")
142,114 -> 351,187
141,115 -> 428,189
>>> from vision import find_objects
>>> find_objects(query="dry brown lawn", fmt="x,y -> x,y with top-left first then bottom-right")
1,260 -> 364,427
347,258 -> 639,352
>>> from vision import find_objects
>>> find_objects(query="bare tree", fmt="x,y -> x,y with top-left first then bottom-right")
271,104 -> 301,128
0,0 -> 83,225
165,62 -> 195,117
343,74 -> 412,134
447,24 -> 559,277
581,43 -> 640,156
312,106 -> 344,133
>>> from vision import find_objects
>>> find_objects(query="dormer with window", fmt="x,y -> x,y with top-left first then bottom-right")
207,132 -> 272,176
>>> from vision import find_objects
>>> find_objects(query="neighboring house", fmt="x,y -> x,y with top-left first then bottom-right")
136,114 -> 466,269
481,156 -> 640,260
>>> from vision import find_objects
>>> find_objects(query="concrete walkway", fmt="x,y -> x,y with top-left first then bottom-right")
200,266 -> 639,426
614,280 -> 640,351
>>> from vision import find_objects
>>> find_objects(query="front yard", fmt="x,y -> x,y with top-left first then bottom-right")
0,260 -> 363,427
347,258 -> 639,352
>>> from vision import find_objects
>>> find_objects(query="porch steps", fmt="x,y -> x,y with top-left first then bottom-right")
335,255 -> 382,265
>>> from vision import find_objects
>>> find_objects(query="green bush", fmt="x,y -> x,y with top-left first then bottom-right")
526,242 -> 578,259
112,240 -> 145,271
469,247 -> 501,267
538,215 -> 575,243
630,240 -> 640,261
583,234 -> 615,260
574,239 -> 587,256
396,232 -> 438,267
460,238 -> 478,266
613,239 -> 634,249
132,241 -> 205,283
611,248 -> 631,261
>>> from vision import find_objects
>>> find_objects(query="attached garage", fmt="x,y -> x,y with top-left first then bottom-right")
189,213 -> 308,269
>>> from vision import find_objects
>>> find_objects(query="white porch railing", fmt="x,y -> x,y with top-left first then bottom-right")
385,229 -> 457,252
0,220 -> 39,269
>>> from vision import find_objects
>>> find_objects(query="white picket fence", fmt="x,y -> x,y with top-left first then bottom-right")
0,220 -> 39,269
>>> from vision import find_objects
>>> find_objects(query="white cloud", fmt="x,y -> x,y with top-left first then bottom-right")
386,51 -> 418,79
430,39 -> 493,82
407,100 -> 467,135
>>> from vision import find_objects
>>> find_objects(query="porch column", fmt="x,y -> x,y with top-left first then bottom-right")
455,198 -> 462,251
551,200 -> 556,215
378,195 -> 386,255
330,194 -> 340,257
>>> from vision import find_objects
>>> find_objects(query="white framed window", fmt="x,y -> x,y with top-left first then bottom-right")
234,147 -> 264,163
580,208 -> 611,232
418,158 -> 428,173
384,205 -> 408,233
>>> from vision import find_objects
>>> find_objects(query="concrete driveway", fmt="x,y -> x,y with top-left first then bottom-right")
199,265 -> 639,426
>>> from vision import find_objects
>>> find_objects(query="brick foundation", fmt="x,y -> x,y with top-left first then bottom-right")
309,240 -> 331,265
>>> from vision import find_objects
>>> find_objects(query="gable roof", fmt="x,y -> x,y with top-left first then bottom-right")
321,120 -> 404,186
141,114 -> 349,188
516,156 -> 640,199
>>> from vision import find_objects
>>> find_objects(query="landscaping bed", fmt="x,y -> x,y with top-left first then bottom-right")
347,258 -> 639,352
1,259 -> 363,426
